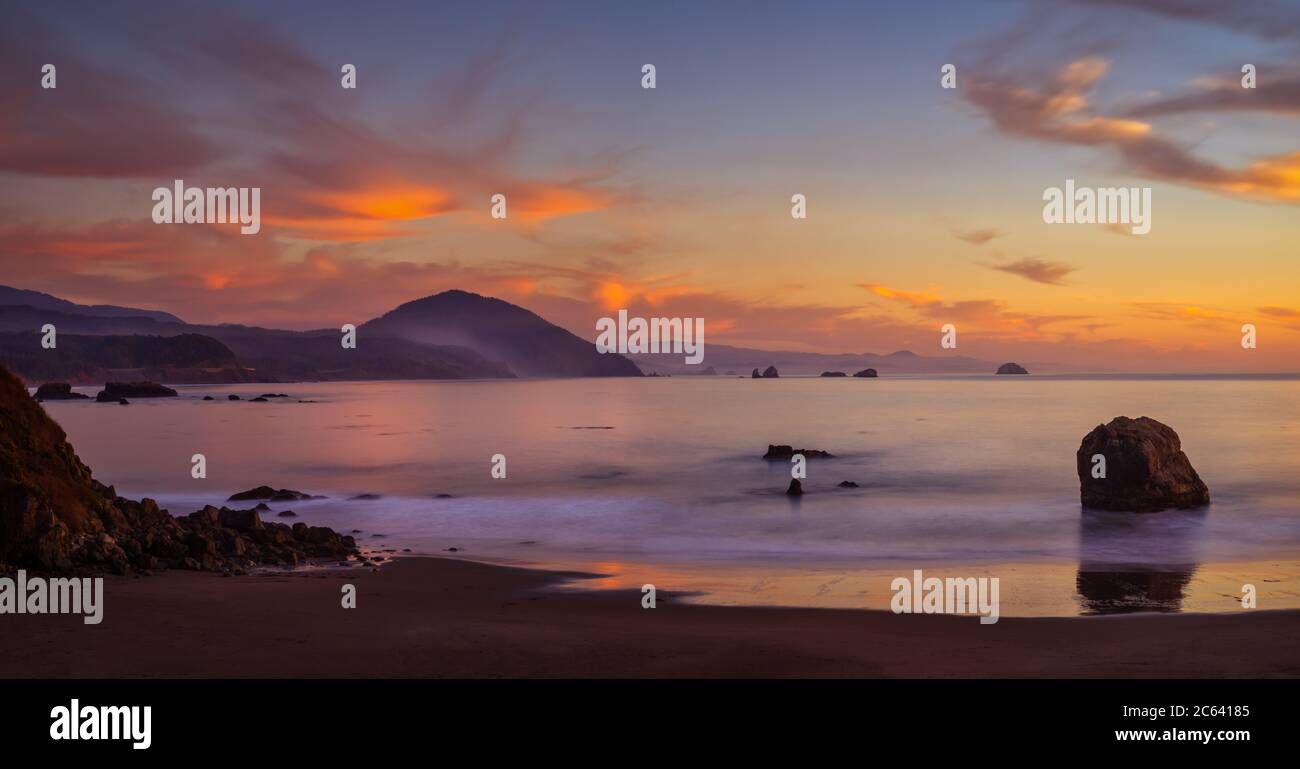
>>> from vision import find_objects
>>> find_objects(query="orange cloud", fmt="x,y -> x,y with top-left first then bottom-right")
965,57 -> 1300,204
511,184 -> 614,223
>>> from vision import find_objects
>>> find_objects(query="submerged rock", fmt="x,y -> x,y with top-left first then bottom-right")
837,480 -> 859,488
1076,416 -> 1210,512
820,371 -> 846,377
785,479 -> 803,496
995,362 -> 1029,375
763,444 -> 833,459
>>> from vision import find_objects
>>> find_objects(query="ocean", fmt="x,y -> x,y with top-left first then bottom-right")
37,375 -> 1300,616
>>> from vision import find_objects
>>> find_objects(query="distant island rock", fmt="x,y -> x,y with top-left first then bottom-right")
751,365 -> 779,378
1076,416 -> 1210,512
228,486 -> 323,502
34,382 -> 88,400
95,381 -> 177,401
853,368 -> 878,378
996,362 -> 1029,375
819,371 -> 846,377
763,444 -> 833,459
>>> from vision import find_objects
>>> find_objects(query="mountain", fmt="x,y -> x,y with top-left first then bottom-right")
632,343 -> 1009,375
0,287 -> 637,382
0,331 -> 250,384
361,290 -> 642,377
0,284 -> 183,324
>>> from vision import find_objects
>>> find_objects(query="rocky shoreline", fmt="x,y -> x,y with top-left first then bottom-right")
0,365 -> 360,576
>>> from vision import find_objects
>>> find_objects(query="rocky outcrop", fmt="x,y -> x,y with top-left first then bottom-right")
95,381 -> 177,401
820,371 -> 846,377
0,365 -> 356,573
761,366 -> 779,378
763,445 -> 833,459
1076,416 -> 1210,512
34,383 -> 88,400
227,486 -> 322,502
751,368 -> 761,378
996,362 -> 1028,375
853,368 -> 878,378
785,479 -> 803,496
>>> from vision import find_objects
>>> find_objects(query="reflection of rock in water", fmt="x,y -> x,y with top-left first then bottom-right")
1076,567 -> 1195,614
1076,508 -> 1206,615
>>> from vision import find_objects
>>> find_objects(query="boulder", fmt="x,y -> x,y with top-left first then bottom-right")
995,362 -> 1028,375
763,444 -> 833,459
1076,416 -> 1210,512
853,368 -> 878,378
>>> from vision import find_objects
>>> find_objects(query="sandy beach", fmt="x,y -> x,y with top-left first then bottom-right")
7,556 -> 1298,679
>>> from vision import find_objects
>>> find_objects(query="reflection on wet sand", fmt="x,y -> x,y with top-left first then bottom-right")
1076,508 -> 1207,614
1076,567 -> 1196,614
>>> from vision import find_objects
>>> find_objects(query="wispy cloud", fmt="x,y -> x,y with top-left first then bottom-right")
952,227 -> 1005,246
987,257 -> 1076,285
963,55 -> 1300,203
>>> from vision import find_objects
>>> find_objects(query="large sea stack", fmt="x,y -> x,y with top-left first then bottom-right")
1076,416 -> 1210,512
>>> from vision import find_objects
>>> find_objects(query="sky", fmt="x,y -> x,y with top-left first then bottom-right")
1,0 -> 1298,372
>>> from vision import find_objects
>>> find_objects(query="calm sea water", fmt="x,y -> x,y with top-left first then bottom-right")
37,376 -> 1300,615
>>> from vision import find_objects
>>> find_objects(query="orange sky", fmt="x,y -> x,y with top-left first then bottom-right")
2,1 -> 1298,372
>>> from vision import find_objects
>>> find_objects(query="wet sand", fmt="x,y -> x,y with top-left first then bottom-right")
7,556 -> 1299,678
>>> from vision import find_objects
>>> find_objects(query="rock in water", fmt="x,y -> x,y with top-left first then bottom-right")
763,444 -> 833,459
853,369 -> 878,378
762,366 -> 780,378
996,362 -> 1028,375
1076,416 -> 1210,512
34,383 -> 89,400
820,371 -> 846,377
95,381 -> 178,400
751,368 -> 761,379
786,479 -> 803,496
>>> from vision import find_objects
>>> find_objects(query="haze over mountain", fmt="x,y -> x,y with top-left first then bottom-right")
0,285 -> 636,383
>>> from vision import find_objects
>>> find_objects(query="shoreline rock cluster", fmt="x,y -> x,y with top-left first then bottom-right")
0,365 -> 358,575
